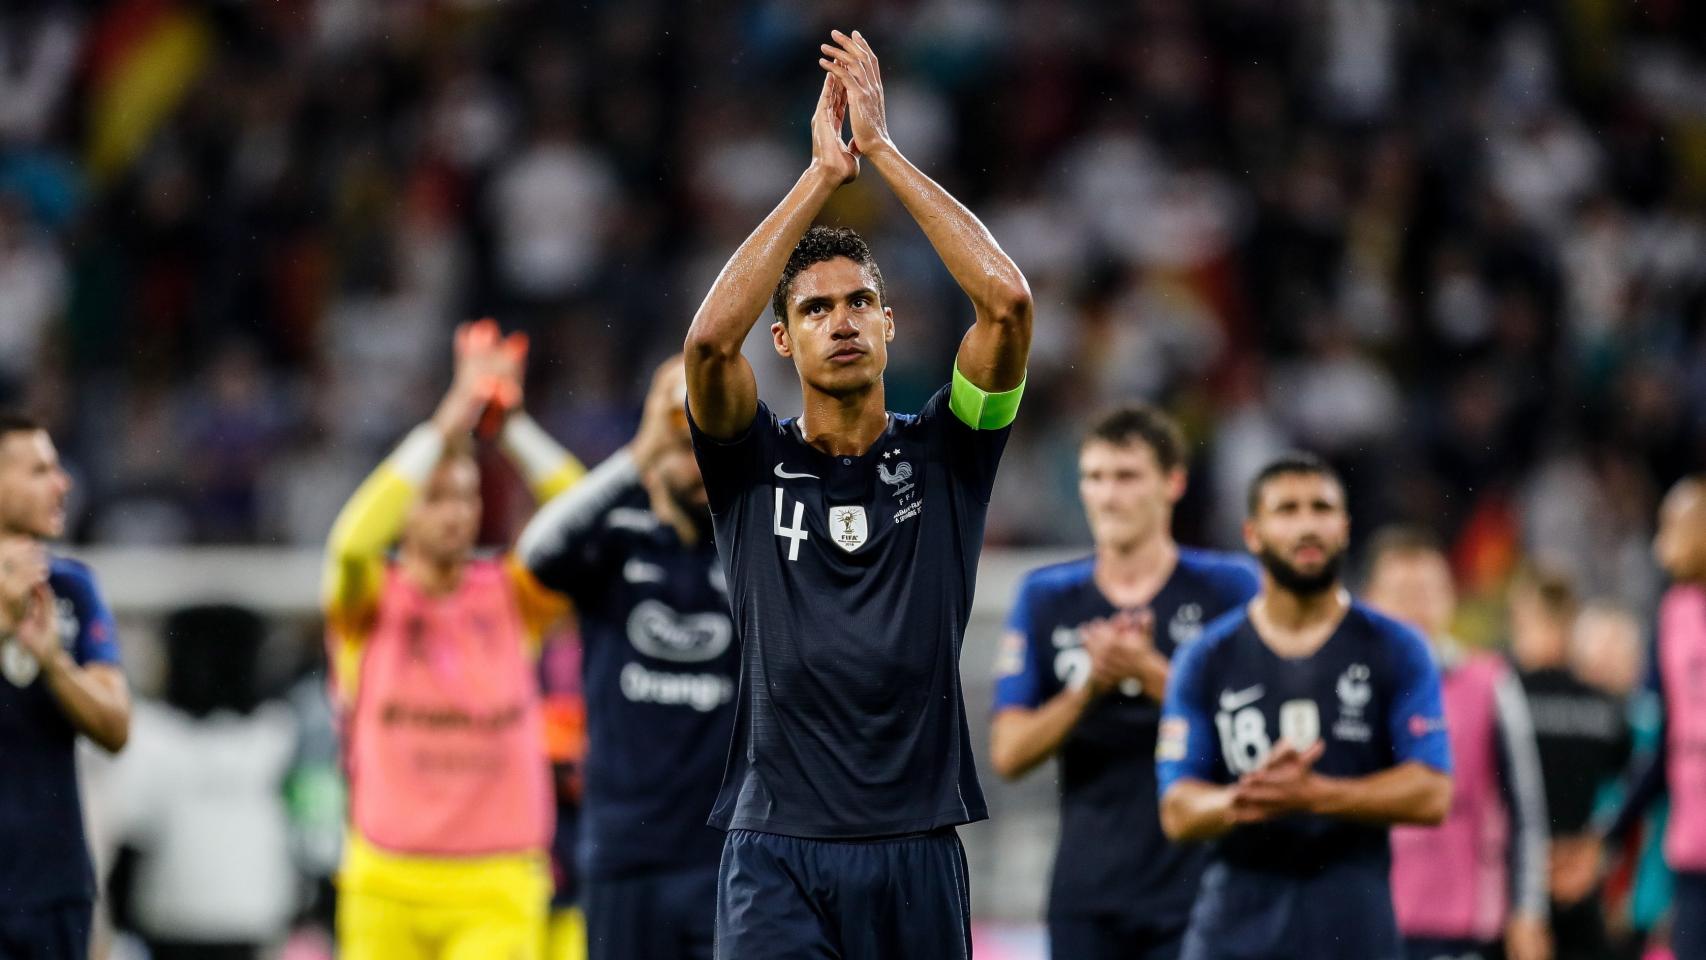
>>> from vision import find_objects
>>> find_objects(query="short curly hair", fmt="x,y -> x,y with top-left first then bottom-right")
771,225 -> 887,325
1246,451 -> 1343,515
1083,404 -> 1187,472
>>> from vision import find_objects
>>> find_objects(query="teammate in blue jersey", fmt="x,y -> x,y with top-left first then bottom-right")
991,404 -> 1258,960
1157,453 -> 1454,960
0,415 -> 130,960
519,358 -> 735,960
682,29 -> 1032,960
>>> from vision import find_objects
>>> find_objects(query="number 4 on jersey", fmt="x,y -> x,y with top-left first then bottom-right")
774,488 -> 808,561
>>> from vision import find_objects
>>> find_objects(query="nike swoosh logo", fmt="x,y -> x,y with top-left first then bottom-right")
1219,685 -> 1265,712
774,464 -> 819,480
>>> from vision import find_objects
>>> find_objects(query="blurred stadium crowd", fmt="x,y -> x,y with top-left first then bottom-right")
0,0 -> 1700,623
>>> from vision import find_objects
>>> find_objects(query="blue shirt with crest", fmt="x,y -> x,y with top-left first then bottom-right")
1157,601 -> 1451,872
688,382 -> 1008,838
993,549 -> 1258,924
0,556 -> 121,907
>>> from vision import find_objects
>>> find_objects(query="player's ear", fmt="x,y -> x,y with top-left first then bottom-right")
1242,516 -> 1261,555
1165,467 -> 1188,504
772,319 -> 792,358
882,306 -> 894,343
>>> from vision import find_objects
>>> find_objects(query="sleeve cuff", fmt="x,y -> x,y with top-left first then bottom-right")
390,424 -> 446,482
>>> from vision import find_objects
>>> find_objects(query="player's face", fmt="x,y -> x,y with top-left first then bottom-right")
1508,586 -> 1568,665
773,257 -> 894,398
653,429 -> 709,514
0,430 -> 72,539
1078,439 -> 1183,551
1244,473 -> 1350,597
1654,481 -> 1706,581
404,456 -> 482,564
1366,551 -> 1456,640
1573,606 -> 1642,696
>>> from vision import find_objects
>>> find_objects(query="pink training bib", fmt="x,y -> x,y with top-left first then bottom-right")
1662,584 -> 1706,872
345,560 -> 551,857
1391,653 -> 1509,942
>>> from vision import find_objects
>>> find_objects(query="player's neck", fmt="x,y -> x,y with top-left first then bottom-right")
398,547 -> 467,596
1251,585 -> 1351,658
1094,536 -> 1177,607
797,381 -> 889,457
1513,637 -> 1568,672
647,487 -> 702,547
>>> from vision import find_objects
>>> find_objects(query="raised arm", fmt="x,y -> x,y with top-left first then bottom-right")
482,327 -> 586,502
321,324 -> 493,629
685,76 -> 860,438
819,30 -> 1032,392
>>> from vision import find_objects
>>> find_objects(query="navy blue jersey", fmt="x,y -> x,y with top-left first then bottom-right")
688,382 -> 1008,838
992,550 -> 1259,920
1158,602 -> 1451,874
521,461 -> 738,879
0,556 -> 121,906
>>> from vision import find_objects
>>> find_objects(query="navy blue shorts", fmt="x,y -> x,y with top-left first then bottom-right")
1403,938 -> 1497,960
1181,860 -> 1401,960
715,828 -> 971,960
1673,871 -> 1706,960
0,901 -> 91,960
1050,914 -> 1184,960
585,864 -> 717,960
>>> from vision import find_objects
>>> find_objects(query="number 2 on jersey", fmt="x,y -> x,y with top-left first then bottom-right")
774,488 -> 808,561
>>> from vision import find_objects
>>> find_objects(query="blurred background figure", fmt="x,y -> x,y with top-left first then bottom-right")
1573,604 -> 1646,703
1365,528 -> 1551,960
0,415 -> 129,960
989,403 -> 1257,960
320,322 -> 581,960
107,604 -> 298,960
1606,478 -> 1706,960
1568,600 -> 1668,960
1511,569 -> 1631,960
519,357 -> 733,960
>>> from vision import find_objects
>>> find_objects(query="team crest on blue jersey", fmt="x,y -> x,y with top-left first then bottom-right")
1169,603 -> 1204,645
1334,663 -> 1373,742
830,505 -> 868,552
2,639 -> 37,687
877,451 -> 915,501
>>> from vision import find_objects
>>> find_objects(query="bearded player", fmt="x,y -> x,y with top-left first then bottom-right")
518,358 -> 737,960
1157,454 -> 1453,960
683,29 -> 1031,960
323,320 -> 583,960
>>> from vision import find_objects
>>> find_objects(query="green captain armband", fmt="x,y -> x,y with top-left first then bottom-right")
949,365 -> 1025,430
